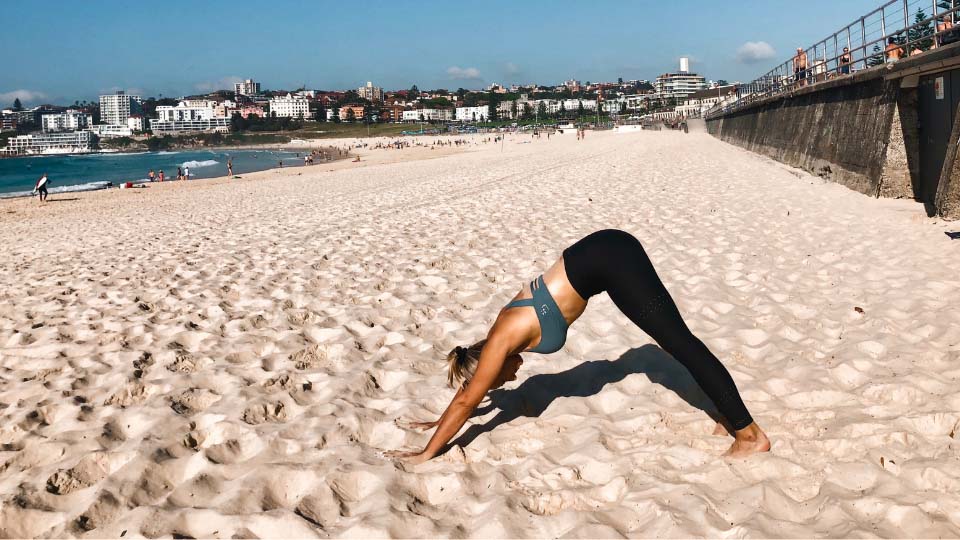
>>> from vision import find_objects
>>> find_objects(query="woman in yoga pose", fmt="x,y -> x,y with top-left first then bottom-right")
386,229 -> 770,463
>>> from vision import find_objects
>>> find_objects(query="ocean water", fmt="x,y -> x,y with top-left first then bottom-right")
0,149 -> 310,198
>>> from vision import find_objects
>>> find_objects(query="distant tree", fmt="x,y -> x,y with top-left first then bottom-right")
487,94 -> 499,121
409,85 -> 420,99
521,103 -> 532,120
909,8 -> 935,51
331,107 -> 340,123
617,77 -> 623,84
346,108 -> 356,122
510,101 -> 518,119
231,112 -> 246,131
12,98 -> 23,111
577,101 -> 585,118
537,101 -> 547,119
867,44 -> 885,66
619,102 -> 627,114
559,101 -> 566,118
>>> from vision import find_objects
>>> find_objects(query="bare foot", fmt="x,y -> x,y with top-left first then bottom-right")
723,422 -> 771,458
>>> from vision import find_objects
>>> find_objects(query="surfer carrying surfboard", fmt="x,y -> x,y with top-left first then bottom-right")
33,173 -> 49,202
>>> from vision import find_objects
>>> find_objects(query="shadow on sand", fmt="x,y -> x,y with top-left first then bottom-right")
446,344 -> 724,454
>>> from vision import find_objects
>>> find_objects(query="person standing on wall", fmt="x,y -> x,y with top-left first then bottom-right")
793,48 -> 809,88
838,47 -> 852,75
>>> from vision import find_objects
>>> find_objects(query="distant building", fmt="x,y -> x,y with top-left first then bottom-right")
357,82 -> 383,102
455,105 -> 489,122
0,113 -> 17,132
655,58 -> 707,100
156,100 -> 216,122
127,115 -> 146,132
41,110 -> 90,132
89,124 -> 133,138
674,86 -> 737,118
401,109 -> 453,122
99,91 -> 142,126
149,118 -> 231,134
269,94 -> 310,118
338,104 -> 366,121
1,130 -> 95,156
214,100 -> 238,118
234,78 -> 261,96
380,104 -> 405,123
238,104 -> 265,119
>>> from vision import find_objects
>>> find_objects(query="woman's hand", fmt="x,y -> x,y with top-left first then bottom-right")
395,418 -> 439,431
382,449 -> 432,465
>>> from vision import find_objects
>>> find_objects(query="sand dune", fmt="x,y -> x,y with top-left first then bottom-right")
1,130 -> 959,537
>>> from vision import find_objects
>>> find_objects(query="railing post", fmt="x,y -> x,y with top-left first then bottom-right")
881,9 -> 887,38
903,0 -> 909,32
861,17 -> 867,69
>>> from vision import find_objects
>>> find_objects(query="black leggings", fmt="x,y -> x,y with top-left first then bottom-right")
563,229 -> 754,431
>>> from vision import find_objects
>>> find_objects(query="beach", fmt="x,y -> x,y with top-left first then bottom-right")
1,129 -> 959,537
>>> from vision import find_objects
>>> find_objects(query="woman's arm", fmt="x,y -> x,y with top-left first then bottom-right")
396,386 -> 465,430
386,321 -> 524,464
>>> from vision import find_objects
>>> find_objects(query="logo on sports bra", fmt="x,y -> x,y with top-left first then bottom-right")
541,304 -> 549,315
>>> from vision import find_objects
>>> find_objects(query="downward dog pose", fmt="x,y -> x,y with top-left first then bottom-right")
387,229 -> 769,463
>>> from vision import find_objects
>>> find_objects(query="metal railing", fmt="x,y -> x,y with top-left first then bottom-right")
707,0 -> 959,119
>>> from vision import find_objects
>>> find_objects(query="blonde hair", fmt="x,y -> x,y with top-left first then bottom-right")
446,340 -> 486,388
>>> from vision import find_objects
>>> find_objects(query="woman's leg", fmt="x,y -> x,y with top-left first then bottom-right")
604,241 -> 754,431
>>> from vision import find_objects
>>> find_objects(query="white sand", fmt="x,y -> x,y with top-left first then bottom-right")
1,130 -> 959,538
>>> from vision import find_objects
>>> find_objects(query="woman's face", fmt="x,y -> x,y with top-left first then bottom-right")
491,354 -> 523,389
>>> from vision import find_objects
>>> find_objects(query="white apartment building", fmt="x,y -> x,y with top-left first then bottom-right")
455,105 -> 489,122
401,108 -> 453,122
99,91 -> 141,126
149,117 -> 231,134
1,130 -> 95,156
358,82 -> 383,102
655,59 -> 707,100
234,78 -> 261,96
127,116 -> 146,132
41,110 -> 90,132
497,101 -> 516,119
674,86 -> 738,118
89,124 -> 133,138
560,98 -> 597,112
156,100 -> 217,122
624,94 -> 656,111
269,94 -> 310,118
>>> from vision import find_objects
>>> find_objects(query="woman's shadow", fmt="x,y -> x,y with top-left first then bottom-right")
446,344 -> 725,453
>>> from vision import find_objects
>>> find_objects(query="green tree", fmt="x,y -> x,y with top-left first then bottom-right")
487,92 -> 499,121
909,8 -> 935,51
559,101 -> 566,119
12,98 -> 23,111
510,101 -> 518,119
577,101 -> 585,118
521,103 -> 532,120
867,44 -> 885,67
537,101 -> 547,120
409,85 -> 420,99
346,108 -> 356,122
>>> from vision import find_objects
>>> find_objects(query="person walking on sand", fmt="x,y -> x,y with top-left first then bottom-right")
158,170 -> 165,182
177,166 -> 183,181
148,169 -> 156,182
386,229 -> 770,464
33,173 -> 49,202
227,159 -> 233,176
183,166 -> 190,181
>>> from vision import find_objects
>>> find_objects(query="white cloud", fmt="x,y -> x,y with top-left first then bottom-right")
505,62 -> 521,75
0,89 -> 48,106
195,76 -> 244,92
447,66 -> 482,80
736,41 -> 777,64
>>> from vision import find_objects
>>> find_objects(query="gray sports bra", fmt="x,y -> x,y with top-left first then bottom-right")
503,275 -> 568,354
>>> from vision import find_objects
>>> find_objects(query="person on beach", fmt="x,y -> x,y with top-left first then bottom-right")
149,169 -> 155,182
838,47 -> 852,75
885,37 -> 904,63
158,170 -> 165,182
227,159 -> 233,176
183,166 -> 190,181
793,47 -> 808,87
386,229 -> 770,464
177,166 -> 183,181
33,173 -> 49,202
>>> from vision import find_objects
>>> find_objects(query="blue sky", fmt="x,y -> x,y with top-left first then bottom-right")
2,0 -> 882,106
